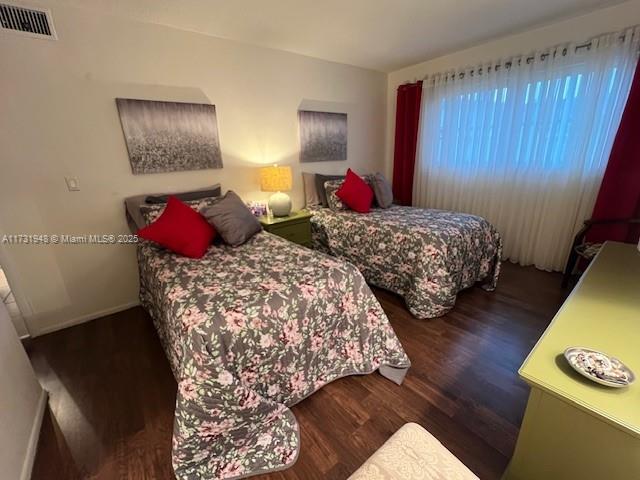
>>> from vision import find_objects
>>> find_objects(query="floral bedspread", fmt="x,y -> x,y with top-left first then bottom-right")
138,231 -> 410,479
310,206 -> 502,319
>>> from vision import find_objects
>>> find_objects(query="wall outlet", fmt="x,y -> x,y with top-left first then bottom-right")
65,177 -> 80,191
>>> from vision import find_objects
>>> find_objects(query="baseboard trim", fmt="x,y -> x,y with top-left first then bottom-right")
21,388 -> 47,480
33,301 -> 141,337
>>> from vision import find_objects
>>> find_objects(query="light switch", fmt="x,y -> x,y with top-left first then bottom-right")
65,177 -> 80,191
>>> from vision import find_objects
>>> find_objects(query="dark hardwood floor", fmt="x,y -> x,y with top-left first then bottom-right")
27,262 -> 567,480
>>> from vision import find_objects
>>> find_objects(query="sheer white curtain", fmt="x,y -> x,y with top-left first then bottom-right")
414,27 -> 640,271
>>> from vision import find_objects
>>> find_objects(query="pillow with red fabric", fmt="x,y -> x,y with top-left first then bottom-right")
137,196 -> 216,258
336,168 -> 374,213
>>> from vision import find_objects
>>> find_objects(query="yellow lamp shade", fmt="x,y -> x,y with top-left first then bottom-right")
260,165 -> 292,192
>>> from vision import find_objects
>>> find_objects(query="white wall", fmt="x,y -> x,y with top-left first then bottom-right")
385,0 -> 640,175
0,2 -> 387,336
0,302 -> 45,480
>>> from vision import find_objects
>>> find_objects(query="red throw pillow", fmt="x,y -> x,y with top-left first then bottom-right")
336,169 -> 374,213
137,196 -> 216,258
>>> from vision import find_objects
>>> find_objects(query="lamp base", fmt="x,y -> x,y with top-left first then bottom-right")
268,192 -> 292,217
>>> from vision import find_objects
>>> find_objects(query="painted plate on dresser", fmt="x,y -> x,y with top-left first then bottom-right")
564,347 -> 635,388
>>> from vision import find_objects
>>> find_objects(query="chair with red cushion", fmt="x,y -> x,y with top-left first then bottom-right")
562,217 -> 640,288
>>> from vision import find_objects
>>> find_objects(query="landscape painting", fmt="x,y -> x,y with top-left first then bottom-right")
299,110 -> 347,162
116,98 -> 223,174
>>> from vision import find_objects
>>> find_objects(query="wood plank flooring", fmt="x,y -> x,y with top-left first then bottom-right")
27,262 -> 567,480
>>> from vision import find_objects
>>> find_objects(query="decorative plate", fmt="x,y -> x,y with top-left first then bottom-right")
564,347 -> 635,388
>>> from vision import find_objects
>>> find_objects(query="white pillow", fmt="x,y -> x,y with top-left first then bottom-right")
302,172 -> 321,207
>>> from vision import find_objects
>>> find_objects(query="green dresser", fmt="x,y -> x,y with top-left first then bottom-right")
259,210 -> 312,247
504,242 -> 640,480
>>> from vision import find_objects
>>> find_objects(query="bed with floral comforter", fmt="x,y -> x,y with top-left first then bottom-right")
310,205 -> 502,319
138,231 -> 410,480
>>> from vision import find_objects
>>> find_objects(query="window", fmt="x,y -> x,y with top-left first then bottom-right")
414,27 -> 639,270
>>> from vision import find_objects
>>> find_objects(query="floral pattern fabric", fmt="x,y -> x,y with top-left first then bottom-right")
138,231 -> 410,479
324,179 -> 348,211
139,197 -> 220,224
310,205 -> 502,319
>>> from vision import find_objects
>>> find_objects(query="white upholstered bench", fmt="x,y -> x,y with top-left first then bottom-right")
348,423 -> 479,480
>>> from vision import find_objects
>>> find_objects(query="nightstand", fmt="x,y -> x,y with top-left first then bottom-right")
259,210 -> 312,247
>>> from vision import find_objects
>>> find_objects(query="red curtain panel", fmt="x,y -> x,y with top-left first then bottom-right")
589,60 -> 640,244
392,81 -> 423,206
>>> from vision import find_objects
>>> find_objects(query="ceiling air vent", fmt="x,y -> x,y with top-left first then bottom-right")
0,3 -> 56,39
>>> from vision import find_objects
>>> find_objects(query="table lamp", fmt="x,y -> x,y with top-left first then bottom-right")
260,165 -> 293,217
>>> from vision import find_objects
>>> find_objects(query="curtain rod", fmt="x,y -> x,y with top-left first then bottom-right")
420,31 -> 634,82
